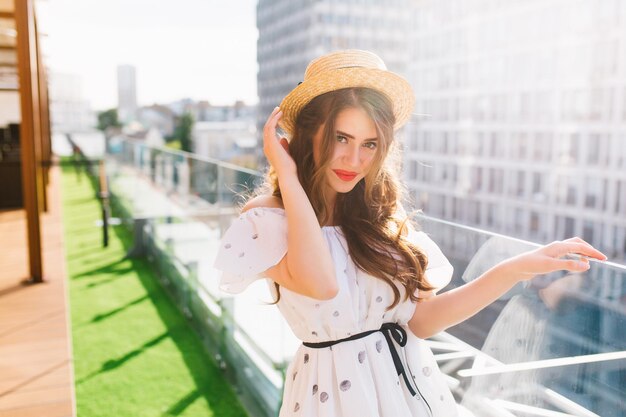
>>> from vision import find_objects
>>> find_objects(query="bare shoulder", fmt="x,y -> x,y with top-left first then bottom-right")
241,194 -> 285,213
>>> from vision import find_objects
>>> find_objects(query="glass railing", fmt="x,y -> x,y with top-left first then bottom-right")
105,137 -> 626,417
105,137 -> 289,417
418,216 -> 626,417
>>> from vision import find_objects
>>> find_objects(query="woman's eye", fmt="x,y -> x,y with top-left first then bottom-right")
364,142 -> 377,150
336,135 -> 348,143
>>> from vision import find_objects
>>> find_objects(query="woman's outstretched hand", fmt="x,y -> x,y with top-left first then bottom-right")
263,107 -> 297,178
503,237 -> 608,282
410,237 -> 608,339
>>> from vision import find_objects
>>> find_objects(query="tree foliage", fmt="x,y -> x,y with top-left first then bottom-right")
97,108 -> 122,131
174,112 -> 194,152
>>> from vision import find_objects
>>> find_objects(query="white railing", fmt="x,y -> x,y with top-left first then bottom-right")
105,137 -> 626,417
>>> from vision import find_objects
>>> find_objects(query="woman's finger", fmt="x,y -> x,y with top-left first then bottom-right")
562,236 -> 592,247
548,242 -> 607,261
263,107 -> 281,132
264,109 -> 282,140
555,257 -> 592,272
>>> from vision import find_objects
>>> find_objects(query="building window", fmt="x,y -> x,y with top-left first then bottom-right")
426,163 -> 435,182
617,180 -> 626,214
566,182 -> 577,206
450,196 -> 457,220
569,133 -> 580,164
423,131 -> 431,152
530,212 -> 540,233
617,135 -> 626,168
449,132 -> 458,154
469,200 -> 480,224
471,167 -> 482,191
517,171 -> 525,197
489,168 -> 504,194
490,132 -> 505,158
487,203 -> 495,227
623,88 -> 626,121
587,134 -> 601,165
564,217 -> 575,238
583,220 -> 595,245
535,132 -> 552,161
590,88 -> 605,121
475,131 -> 484,156
556,175 -> 575,205
532,172 -> 542,195
584,177 -> 600,209
409,160 -> 417,179
521,92 -> 531,121
519,133 -> 528,159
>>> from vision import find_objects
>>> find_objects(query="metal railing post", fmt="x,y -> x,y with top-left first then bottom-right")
98,160 -> 110,247
185,261 -> 198,319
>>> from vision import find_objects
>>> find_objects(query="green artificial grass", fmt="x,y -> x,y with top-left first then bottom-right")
60,161 -> 248,417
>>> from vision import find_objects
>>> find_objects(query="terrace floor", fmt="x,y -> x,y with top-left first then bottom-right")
0,161 -> 75,417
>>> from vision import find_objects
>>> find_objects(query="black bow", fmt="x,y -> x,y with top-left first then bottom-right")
303,322 -> 419,397
379,322 -> 417,396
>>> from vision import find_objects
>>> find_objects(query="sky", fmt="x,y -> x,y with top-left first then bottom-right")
37,0 -> 259,111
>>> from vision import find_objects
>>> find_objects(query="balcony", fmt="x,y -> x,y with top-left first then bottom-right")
2,0 -> 625,415
94,135 -> 626,417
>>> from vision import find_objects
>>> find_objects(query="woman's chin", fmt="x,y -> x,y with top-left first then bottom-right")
330,182 -> 358,194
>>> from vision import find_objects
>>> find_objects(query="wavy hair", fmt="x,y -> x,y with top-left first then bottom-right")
251,87 -> 434,308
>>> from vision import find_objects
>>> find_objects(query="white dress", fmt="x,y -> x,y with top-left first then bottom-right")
214,207 -> 459,417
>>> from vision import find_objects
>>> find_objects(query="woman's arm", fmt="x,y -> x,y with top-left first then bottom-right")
245,107 -> 338,300
280,175 -> 338,299
408,237 -> 607,339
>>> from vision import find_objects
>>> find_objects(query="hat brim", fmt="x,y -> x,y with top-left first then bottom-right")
278,67 -> 415,136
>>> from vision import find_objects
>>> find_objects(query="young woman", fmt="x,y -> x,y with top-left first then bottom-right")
213,50 -> 607,417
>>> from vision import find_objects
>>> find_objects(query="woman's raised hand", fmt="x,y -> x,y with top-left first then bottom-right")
263,107 -> 297,178
504,237 -> 608,281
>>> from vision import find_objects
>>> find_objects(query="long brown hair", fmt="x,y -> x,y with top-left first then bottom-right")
252,87 -> 434,308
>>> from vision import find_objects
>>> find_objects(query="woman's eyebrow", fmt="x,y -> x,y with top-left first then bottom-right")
336,130 -> 378,141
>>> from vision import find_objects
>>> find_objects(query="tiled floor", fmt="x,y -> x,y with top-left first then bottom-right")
0,162 -> 75,417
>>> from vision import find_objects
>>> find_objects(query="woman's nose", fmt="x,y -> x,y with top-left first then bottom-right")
344,145 -> 361,167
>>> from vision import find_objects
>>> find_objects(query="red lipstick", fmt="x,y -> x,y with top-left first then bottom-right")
333,170 -> 358,181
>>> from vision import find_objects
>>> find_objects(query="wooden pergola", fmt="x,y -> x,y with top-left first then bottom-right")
1,2 -> 75,415
1,0 -> 52,283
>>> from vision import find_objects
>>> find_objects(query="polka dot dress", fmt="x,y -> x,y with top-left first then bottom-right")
214,207 -> 460,417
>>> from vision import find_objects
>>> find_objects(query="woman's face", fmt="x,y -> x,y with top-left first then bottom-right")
313,106 -> 379,197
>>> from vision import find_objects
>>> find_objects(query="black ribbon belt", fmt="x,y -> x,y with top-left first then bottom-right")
302,322 -> 418,397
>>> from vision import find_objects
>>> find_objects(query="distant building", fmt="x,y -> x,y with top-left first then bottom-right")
193,119 -> 257,169
117,65 -> 138,124
256,0 -> 412,143
48,72 -> 96,133
191,100 -> 256,123
405,0 -> 626,262
126,127 -> 165,148
137,104 -> 176,137
185,100 -> 258,167
166,98 -> 192,117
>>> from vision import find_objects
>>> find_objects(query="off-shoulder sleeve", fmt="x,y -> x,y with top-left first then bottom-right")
213,207 -> 287,294
408,228 -> 454,292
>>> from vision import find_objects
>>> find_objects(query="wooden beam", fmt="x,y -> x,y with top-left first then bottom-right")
0,46 -> 17,51
0,11 -> 15,18
15,0 -> 44,283
35,14 -> 51,211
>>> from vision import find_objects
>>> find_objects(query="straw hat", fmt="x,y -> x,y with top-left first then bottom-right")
278,49 -> 415,136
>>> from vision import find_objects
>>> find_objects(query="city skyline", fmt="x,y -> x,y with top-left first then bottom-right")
37,0 -> 259,110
